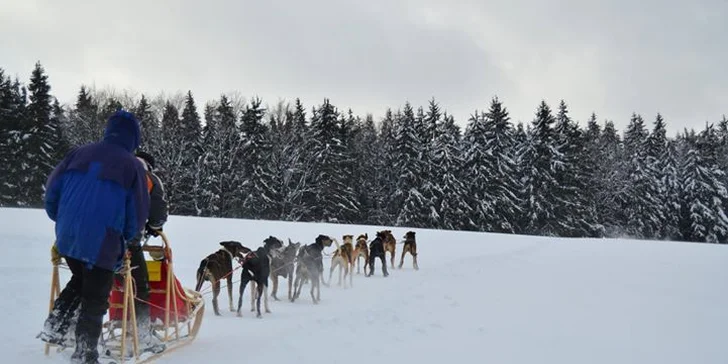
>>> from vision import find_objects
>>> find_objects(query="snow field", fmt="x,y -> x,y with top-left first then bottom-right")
1,207 -> 727,363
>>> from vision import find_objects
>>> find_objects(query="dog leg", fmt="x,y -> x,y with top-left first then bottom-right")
287,271 -> 293,301
339,260 -> 344,287
381,255 -> 389,277
237,274 -> 250,317
271,275 -> 280,301
256,282 -> 264,318
212,280 -> 221,316
250,281 -> 257,312
399,249 -> 406,269
413,251 -> 418,270
349,261 -> 353,288
227,274 -> 234,312
328,262 -> 336,288
264,283 -> 271,313
310,275 -> 319,304
291,273 -> 301,302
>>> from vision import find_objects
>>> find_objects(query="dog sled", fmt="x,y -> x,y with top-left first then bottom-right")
44,231 -> 205,363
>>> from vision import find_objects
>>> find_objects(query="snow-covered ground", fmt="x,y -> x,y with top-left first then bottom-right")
2,207 -> 727,363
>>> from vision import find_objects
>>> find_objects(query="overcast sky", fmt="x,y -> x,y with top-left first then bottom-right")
1,0 -> 726,135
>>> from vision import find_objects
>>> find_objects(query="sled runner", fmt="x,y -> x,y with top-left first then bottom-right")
44,231 -> 205,363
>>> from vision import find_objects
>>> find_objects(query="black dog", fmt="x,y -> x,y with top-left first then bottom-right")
291,234 -> 333,304
236,236 -> 284,318
195,241 -> 248,316
367,231 -> 389,277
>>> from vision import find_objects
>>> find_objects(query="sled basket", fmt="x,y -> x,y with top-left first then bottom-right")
43,231 -> 205,364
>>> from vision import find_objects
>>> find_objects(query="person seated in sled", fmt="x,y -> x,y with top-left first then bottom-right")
126,150 -> 168,354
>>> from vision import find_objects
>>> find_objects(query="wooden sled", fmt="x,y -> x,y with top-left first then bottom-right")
44,231 -> 205,363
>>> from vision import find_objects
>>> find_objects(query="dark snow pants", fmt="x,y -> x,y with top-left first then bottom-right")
47,256 -> 114,363
127,243 -> 151,334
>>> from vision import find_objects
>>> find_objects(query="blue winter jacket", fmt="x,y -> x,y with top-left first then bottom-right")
44,110 -> 150,271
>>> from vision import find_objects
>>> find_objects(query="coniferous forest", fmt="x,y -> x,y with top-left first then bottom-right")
2,62 -> 728,243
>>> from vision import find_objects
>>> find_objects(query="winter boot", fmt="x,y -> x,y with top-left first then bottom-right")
135,305 -> 165,354
72,310 -> 104,364
37,292 -> 81,348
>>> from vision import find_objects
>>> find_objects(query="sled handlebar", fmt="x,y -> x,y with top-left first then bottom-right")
141,230 -> 173,262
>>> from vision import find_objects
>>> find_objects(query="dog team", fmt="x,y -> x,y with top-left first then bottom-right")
194,230 -> 419,318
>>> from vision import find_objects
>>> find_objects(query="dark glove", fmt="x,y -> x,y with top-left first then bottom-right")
145,223 -> 161,237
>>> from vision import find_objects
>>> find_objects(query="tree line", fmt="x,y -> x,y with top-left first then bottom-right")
2,61 -> 727,243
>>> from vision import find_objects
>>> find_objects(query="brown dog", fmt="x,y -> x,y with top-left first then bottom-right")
328,235 -> 354,288
381,230 -> 397,269
353,233 -> 369,274
398,231 -> 418,270
195,241 -> 250,316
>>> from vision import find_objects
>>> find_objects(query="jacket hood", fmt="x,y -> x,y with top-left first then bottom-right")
103,110 -> 141,152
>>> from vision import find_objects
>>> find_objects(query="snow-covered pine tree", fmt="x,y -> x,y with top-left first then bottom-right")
305,99 -> 357,222
620,113 -> 662,239
134,94 -> 158,152
580,113 -> 606,237
197,95 -> 244,217
333,109 -> 361,223
275,98 -> 313,221
678,124 -> 728,243
510,121 -> 530,233
429,112 -> 470,230
462,97 -> 522,233
371,108 -> 398,225
594,120 -> 624,236
644,114 -> 679,239
487,97 -> 523,233
394,102 -> 429,227
0,69 -> 25,206
519,100 -> 563,236
351,113 -> 379,224
239,97 -> 279,220
168,91 -> 204,216
49,98 -> 70,163
696,123 -> 728,243
553,101 -> 600,237
67,86 -> 100,147
151,101 -> 189,215
461,109 -> 494,232
21,62 -> 54,206
661,138 -> 683,240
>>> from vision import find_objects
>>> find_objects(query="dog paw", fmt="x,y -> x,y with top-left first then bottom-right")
256,313 -> 262,318
236,312 -> 242,318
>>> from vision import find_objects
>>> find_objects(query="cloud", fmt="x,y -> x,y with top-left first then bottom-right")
1,0 -> 725,135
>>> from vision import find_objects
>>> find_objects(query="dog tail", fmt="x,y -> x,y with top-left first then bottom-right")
195,259 -> 208,292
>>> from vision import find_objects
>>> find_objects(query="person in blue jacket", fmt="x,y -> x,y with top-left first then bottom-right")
38,110 -> 150,364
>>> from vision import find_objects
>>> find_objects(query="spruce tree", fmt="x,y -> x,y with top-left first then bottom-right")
520,100 -> 563,236
393,102 -> 428,227
174,91 -> 203,215
620,113 -> 662,239
429,113 -> 470,230
0,69 -> 20,206
239,97 -> 278,220
23,61 -> 53,206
